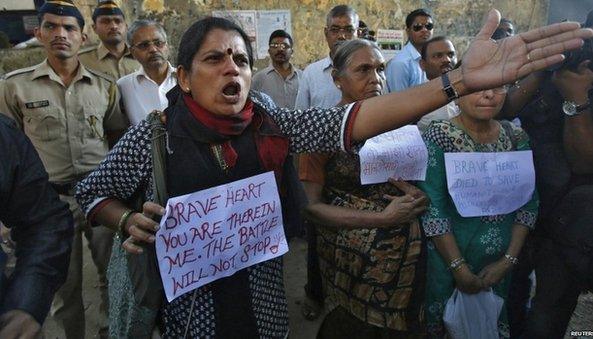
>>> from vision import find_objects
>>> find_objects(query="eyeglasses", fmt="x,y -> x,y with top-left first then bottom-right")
492,85 -> 509,94
132,39 -> 167,51
327,26 -> 356,36
412,23 -> 434,32
269,42 -> 291,50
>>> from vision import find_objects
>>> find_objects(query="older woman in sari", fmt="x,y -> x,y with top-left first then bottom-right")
299,39 -> 427,338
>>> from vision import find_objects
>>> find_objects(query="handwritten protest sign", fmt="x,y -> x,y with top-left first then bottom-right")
444,151 -> 535,217
155,171 -> 288,302
359,125 -> 428,184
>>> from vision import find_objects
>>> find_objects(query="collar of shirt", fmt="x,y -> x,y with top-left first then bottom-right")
31,59 -> 93,85
321,56 -> 333,72
265,63 -> 298,80
97,42 -> 134,60
403,41 -> 421,62
136,62 -> 177,84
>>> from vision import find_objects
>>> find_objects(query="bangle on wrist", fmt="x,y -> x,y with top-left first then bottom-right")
504,254 -> 519,265
449,257 -> 466,271
118,210 -> 135,235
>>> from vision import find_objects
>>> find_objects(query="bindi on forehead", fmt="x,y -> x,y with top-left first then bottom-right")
227,48 -> 233,55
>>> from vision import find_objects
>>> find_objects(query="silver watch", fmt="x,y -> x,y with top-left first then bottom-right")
562,100 -> 590,116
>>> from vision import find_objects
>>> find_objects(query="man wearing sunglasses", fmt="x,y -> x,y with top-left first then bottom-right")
117,20 -> 176,125
79,0 -> 139,80
252,30 -> 302,109
385,8 -> 433,93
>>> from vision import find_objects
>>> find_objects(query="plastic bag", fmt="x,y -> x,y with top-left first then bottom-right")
443,288 -> 504,339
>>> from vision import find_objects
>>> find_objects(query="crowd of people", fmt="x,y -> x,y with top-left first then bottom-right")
0,1 -> 592,338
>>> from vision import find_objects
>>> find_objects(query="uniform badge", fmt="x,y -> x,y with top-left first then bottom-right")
25,100 -> 50,109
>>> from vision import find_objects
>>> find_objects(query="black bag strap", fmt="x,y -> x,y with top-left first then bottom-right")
127,111 -> 169,311
147,110 -> 169,205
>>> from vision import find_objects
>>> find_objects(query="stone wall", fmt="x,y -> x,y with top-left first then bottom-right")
0,0 -> 549,75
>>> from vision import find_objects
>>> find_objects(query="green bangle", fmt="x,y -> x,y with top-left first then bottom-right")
117,210 -> 135,235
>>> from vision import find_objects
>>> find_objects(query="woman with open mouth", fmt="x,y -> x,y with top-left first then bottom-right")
76,12 -> 591,339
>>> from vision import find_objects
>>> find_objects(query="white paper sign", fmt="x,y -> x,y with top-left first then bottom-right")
156,171 -> 288,302
359,125 -> 428,184
444,151 -> 536,217
377,29 -> 404,61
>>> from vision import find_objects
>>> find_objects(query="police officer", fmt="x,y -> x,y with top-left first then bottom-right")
0,1 -> 128,338
79,0 -> 139,80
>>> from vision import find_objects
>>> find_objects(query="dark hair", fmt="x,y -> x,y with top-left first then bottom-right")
177,17 -> 254,71
421,36 -> 449,60
268,29 -> 293,46
326,5 -> 359,28
405,8 -> 432,28
332,39 -> 380,77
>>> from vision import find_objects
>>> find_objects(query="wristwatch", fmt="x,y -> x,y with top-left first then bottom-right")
562,100 -> 590,116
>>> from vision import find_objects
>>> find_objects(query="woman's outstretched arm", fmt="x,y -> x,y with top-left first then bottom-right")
350,9 -> 593,142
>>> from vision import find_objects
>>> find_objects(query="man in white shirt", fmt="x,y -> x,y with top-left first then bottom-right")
295,5 -> 358,110
417,36 -> 459,131
117,20 -> 176,125
385,8 -> 433,92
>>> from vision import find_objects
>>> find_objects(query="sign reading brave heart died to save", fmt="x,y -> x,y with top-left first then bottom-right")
359,125 -> 428,184
444,151 -> 536,217
155,171 -> 288,302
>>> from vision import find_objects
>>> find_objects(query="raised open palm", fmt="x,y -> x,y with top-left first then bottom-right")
461,9 -> 593,91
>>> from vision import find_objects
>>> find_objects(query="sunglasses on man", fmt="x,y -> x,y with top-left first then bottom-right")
412,23 -> 434,32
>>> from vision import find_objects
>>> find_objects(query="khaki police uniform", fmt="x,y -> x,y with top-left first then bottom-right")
79,42 -> 140,80
0,60 -> 128,339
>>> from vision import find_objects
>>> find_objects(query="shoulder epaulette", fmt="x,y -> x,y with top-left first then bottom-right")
3,65 -> 37,79
78,45 -> 98,55
86,67 -> 116,82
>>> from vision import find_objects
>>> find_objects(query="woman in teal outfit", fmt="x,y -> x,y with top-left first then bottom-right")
417,84 -> 539,338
